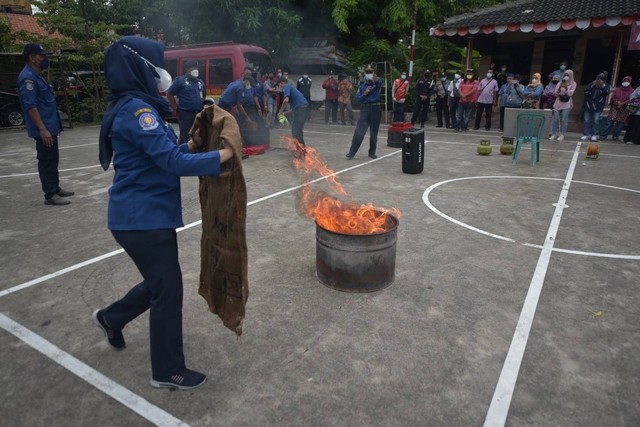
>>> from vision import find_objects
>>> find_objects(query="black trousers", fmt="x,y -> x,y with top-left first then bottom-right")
392,101 -> 405,122
474,103 -> 494,130
292,106 -> 310,145
177,109 -> 199,145
348,104 -> 381,156
435,97 -> 450,127
103,229 -> 185,379
35,135 -> 61,200
411,98 -> 430,126
449,97 -> 460,129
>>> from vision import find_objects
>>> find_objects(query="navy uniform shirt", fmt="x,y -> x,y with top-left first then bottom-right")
240,84 -> 256,107
108,98 -> 222,231
17,64 -> 62,138
218,80 -> 245,107
282,84 -> 309,109
167,75 -> 206,112
356,78 -> 383,104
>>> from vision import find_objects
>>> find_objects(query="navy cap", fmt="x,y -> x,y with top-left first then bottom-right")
23,43 -> 52,57
277,76 -> 288,84
184,60 -> 198,69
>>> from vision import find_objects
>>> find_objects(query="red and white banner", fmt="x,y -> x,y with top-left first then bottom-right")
627,19 -> 640,50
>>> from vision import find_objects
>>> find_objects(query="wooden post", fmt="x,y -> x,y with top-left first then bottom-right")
466,37 -> 474,70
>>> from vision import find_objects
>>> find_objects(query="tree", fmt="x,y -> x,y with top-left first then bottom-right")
30,0 -> 123,122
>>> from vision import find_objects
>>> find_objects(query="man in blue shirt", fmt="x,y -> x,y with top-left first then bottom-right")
276,77 -> 309,146
217,78 -> 250,120
166,60 -> 206,144
17,43 -> 74,205
346,65 -> 382,159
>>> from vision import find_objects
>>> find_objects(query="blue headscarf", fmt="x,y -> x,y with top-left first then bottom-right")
99,36 -> 173,170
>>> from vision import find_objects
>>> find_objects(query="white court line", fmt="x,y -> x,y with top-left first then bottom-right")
0,312 -> 189,427
0,149 -> 401,300
483,142 -> 582,427
423,176 -> 640,260
0,164 -> 102,179
0,142 -> 98,158
0,148 -> 400,425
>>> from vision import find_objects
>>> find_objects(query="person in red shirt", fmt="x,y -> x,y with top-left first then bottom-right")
322,72 -> 339,124
455,69 -> 479,131
392,71 -> 409,122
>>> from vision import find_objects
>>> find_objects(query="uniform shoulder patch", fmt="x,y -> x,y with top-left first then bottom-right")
138,112 -> 159,131
134,108 -> 152,117
25,80 -> 34,90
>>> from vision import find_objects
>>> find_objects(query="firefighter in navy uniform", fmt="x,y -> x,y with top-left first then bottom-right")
166,59 -> 206,144
346,65 -> 382,160
94,36 -> 234,391
17,43 -> 74,206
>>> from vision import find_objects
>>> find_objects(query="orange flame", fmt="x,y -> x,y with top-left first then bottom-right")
281,136 -> 401,235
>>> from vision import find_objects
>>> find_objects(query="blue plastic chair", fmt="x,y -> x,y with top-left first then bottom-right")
512,112 -> 545,166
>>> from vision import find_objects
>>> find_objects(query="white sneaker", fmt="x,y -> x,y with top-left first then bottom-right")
580,135 -> 589,141
591,135 -> 598,141
549,134 -> 557,140
557,134 -> 564,141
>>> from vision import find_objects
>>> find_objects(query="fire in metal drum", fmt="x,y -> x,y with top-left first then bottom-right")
315,214 -> 398,293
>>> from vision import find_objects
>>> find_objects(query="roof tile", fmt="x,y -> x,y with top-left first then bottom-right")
435,0 -> 640,29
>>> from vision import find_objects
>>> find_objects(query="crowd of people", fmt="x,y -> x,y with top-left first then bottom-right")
389,64 -> 639,145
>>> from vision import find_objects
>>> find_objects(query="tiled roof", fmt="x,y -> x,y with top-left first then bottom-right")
4,12 -> 64,38
435,0 -> 640,29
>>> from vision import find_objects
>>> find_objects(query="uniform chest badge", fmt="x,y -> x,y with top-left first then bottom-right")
138,112 -> 159,131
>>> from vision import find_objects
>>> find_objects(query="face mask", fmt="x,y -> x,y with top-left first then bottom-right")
122,44 -> 173,92
563,76 -> 569,81
245,84 -> 251,89
365,73 -> 373,80
560,65 -> 566,71
531,79 -> 538,84
552,80 -> 559,84
39,58 -> 50,70
401,74 -> 406,80
513,80 -> 519,84
501,68 -> 506,72
189,69 -> 199,78
454,74 -> 461,80
622,82 -> 631,87
486,73 -> 493,79
277,73 -> 282,77
466,74 -> 473,79
303,74 -> 308,78
441,77 -> 446,81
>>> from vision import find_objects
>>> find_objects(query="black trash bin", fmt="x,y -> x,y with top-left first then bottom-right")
402,128 -> 424,174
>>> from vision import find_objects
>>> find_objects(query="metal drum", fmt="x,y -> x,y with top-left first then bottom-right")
315,214 -> 398,293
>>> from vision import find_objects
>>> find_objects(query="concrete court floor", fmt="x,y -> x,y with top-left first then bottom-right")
0,119 -> 639,427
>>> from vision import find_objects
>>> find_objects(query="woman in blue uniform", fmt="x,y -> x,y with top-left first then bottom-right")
94,36 -> 233,390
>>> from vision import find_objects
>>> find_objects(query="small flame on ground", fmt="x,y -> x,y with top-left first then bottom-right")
281,136 -> 400,235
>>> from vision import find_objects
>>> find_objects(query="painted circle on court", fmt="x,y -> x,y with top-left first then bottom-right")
422,176 -> 640,260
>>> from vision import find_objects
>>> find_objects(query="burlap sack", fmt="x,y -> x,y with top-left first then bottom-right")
190,105 -> 248,336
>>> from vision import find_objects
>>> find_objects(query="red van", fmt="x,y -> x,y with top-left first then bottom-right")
164,42 -> 274,99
